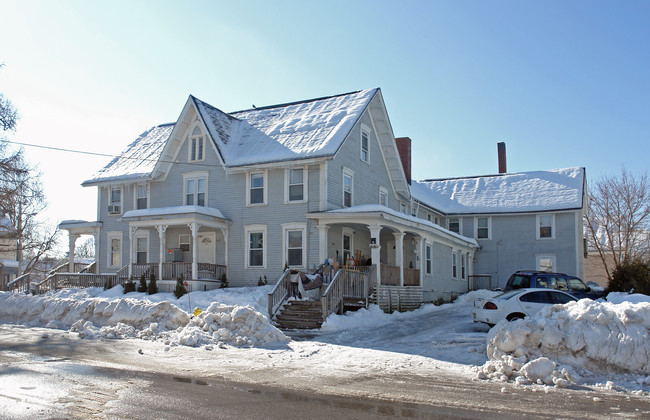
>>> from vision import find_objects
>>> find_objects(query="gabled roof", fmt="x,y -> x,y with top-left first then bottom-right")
84,89 -> 380,186
411,167 -> 586,215
82,123 -> 174,186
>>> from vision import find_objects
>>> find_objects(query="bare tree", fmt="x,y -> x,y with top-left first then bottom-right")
586,167 -> 650,282
75,236 -> 95,259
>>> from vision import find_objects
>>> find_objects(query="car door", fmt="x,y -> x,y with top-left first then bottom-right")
567,277 -> 600,299
517,291 -> 551,316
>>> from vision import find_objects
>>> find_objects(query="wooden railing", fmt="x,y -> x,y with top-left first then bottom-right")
131,263 -> 158,279
268,269 -> 291,319
79,261 -> 96,274
322,266 -> 375,321
380,264 -> 400,285
161,262 -> 192,281
7,273 -> 31,293
198,263 -> 226,280
404,268 -> 420,286
468,274 -> 492,291
53,273 -> 119,290
321,269 -> 344,320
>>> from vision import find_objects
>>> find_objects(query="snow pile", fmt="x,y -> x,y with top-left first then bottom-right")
165,303 -> 289,348
454,289 -> 500,304
477,299 -> 650,386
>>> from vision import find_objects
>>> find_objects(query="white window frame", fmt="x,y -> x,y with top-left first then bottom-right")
108,186 -> 123,215
342,228 -> 354,264
188,125 -> 206,162
537,214 -> 555,240
448,217 -> 461,234
427,213 -> 433,223
425,243 -> 432,275
461,253 -> 466,280
245,224 -> 267,269
135,182 -> 149,210
400,202 -> 407,214
475,216 -> 491,240
379,186 -> 388,207
107,231 -> 122,268
284,167 -> 308,204
247,170 -> 268,206
342,168 -> 354,208
282,223 -> 307,269
452,251 -> 458,279
179,234 -> 190,252
360,124 -> 370,163
134,232 -> 149,264
536,254 -> 556,272
183,172 -> 208,207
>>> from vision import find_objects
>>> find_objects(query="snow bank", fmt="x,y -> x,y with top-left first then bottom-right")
477,298 -> 650,387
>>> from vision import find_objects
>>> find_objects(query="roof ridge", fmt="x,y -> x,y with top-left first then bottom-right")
229,89 -> 367,114
418,167 -> 583,183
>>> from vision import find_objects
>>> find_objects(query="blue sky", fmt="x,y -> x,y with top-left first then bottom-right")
0,0 -> 649,229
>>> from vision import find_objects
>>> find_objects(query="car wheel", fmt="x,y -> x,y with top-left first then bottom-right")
506,313 -> 525,322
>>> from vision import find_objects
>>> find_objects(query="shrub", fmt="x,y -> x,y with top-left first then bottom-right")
174,274 -> 187,299
609,258 -> 650,294
137,273 -> 147,293
123,277 -> 136,294
220,272 -> 229,288
257,276 -> 267,286
147,271 -> 158,295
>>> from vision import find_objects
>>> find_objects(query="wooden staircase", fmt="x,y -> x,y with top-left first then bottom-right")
274,300 -> 323,330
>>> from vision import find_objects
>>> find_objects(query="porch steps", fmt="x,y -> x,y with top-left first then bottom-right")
274,300 -> 323,330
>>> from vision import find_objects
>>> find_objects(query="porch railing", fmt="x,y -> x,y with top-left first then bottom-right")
161,262 -> 192,281
468,274 -> 492,291
198,263 -> 226,280
7,273 -> 31,293
379,264 -> 420,286
322,266 -> 375,321
53,273 -> 120,290
131,263 -> 158,279
321,269 -> 344,319
404,268 -> 420,286
268,269 -> 291,319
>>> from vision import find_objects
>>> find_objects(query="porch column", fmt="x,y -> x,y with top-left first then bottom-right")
93,229 -> 100,271
393,231 -> 404,286
220,228 -> 228,268
156,225 -> 167,280
68,233 -> 79,273
128,226 -> 137,278
189,222 -> 200,280
317,224 -> 330,266
368,224 -> 382,288
419,236 -> 426,287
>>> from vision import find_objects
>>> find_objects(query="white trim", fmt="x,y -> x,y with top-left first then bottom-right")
108,186 -> 123,215
474,216 -> 491,240
182,171 -> 209,207
187,123 -> 206,162
379,186 -> 388,207
342,167 -> 354,208
425,243 -> 432,276
451,250 -> 458,279
536,213 -> 555,240
134,182 -> 149,210
536,254 -> 556,272
134,231 -> 150,264
282,223 -> 307,269
284,166 -> 308,204
107,231 -> 122,268
246,170 -> 268,207
179,233 -> 190,252
360,123 -> 370,164
319,162 -> 328,211
244,224 -> 267,269
342,227 -> 354,264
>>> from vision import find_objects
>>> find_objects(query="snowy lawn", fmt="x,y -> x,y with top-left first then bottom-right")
0,286 -> 648,396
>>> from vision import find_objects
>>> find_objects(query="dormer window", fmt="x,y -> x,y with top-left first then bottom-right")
189,126 -> 205,162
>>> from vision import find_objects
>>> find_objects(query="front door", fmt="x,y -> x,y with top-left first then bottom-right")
198,232 -> 216,264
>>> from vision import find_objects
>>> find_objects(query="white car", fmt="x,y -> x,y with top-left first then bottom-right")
472,288 -> 578,327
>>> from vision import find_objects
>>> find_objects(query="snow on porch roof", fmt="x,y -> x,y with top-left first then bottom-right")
83,89 -> 378,185
410,167 -> 586,215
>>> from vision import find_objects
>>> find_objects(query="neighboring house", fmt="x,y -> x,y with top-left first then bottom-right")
0,215 -> 19,291
59,88 -> 586,303
410,167 -> 587,289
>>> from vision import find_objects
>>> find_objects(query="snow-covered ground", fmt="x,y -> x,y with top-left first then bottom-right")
0,286 -> 648,397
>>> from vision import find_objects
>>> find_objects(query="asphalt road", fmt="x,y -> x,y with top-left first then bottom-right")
0,325 -> 648,419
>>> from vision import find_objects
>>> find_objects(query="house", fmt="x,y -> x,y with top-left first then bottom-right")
56,87 -> 586,312
0,215 -> 19,291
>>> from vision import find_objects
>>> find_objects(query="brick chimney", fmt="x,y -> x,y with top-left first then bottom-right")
395,137 -> 412,185
497,142 -> 507,174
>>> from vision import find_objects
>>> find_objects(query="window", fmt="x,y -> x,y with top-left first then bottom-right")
343,169 -> 353,208
537,214 -> 555,239
536,254 -> 556,272
549,291 -> 575,304
461,253 -> 466,280
283,224 -> 306,268
520,291 -> 548,303
448,217 -> 460,234
568,277 -> 587,292
360,128 -> 369,163
343,229 -> 353,264
425,244 -> 432,275
136,183 -> 148,210
189,126 -> 205,162
379,187 -> 388,207
107,232 -> 122,268
108,186 -> 122,214
185,176 -> 206,206
179,234 -> 190,252
245,225 -> 266,268
248,171 -> 266,205
550,276 -> 569,291
400,202 -> 407,214
476,217 -> 490,239
136,236 -> 148,264
286,168 -> 306,203
452,252 -> 457,279
427,214 -> 432,222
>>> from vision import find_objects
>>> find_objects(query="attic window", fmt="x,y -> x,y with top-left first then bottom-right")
189,126 -> 205,162
360,129 -> 369,163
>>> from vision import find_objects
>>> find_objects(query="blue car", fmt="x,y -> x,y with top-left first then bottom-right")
503,271 -> 605,300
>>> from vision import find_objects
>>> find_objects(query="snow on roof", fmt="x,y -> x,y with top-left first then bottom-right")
0,216 -> 16,234
0,258 -> 19,268
411,167 -> 585,215
82,123 -> 175,186
194,89 -> 378,167
122,205 -> 226,220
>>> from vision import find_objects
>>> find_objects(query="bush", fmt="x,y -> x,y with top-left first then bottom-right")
220,272 -> 229,288
609,258 -> 650,294
174,274 -> 187,299
123,277 -> 136,294
257,276 -> 267,286
147,272 -> 158,295
137,273 -> 147,293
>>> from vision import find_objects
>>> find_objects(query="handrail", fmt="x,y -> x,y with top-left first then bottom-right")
79,261 -> 96,274
321,269 -> 344,321
268,269 -> 291,319
7,272 -> 30,293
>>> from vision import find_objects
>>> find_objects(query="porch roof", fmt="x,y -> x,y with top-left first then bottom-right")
307,204 -> 478,249
58,220 -> 103,235
121,205 -> 230,229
